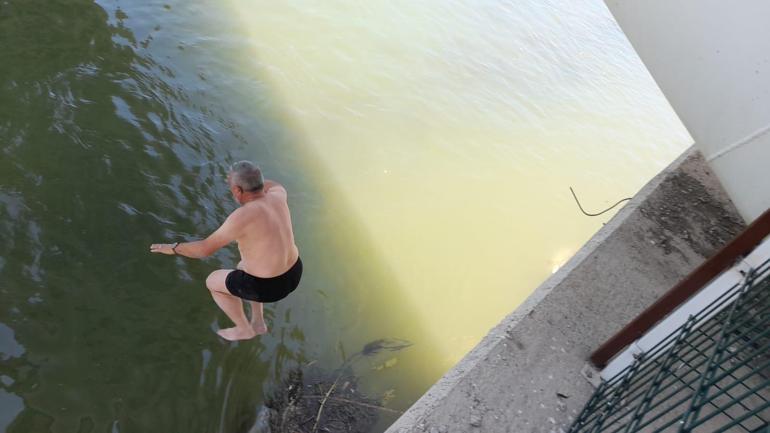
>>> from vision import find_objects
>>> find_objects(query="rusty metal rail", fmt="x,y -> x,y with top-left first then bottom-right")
572,259 -> 770,432
591,208 -> 770,368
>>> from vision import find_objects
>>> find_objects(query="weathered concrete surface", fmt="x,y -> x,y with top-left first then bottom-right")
385,147 -> 745,433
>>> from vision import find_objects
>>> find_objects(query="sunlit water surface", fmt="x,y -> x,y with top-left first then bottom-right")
0,0 -> 690,431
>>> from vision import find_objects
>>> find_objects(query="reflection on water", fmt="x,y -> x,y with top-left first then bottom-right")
0,0 -> 690,431
0,390 -> 23,432
0,324 -> 24,361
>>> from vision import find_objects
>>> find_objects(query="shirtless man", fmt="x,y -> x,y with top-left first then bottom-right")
150,161 -> 302,341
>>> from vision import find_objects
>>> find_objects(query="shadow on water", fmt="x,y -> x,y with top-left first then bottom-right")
0,1 -> 440,432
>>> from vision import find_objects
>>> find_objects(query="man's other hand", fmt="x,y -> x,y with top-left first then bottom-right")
150,243 -> 176,255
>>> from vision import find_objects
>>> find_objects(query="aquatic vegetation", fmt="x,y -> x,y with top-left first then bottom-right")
261,339 -> 412,433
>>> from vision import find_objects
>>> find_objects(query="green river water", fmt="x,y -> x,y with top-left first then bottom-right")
0,0 -> 690,432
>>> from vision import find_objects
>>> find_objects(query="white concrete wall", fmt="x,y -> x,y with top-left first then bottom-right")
604,0 -> 770,222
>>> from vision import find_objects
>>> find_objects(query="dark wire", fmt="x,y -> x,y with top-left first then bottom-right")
570,187 -> 632,217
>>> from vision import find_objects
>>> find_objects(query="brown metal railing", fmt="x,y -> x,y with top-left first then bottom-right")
590,208 -> 770,368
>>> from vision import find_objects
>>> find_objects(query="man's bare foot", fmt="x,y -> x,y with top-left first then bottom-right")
251,321 -> 268,335
217,326 -> 257,341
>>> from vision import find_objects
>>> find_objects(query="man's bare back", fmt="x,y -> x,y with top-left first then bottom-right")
150,161 -> 301,341
227,181 -> 299,277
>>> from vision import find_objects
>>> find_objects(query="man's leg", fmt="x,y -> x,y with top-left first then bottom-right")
235,261 -> 269,335
206,269 -> 256,341
248,301 -> 268,335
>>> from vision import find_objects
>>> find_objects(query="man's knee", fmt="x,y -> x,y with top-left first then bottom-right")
206,270 -> 229,292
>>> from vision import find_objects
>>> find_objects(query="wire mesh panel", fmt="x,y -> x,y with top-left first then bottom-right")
569,258 -> 770,433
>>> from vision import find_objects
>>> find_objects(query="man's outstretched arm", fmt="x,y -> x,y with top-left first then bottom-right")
150,210 -> 242,258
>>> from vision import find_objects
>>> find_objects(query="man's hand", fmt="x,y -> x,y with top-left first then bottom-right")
263,180 -> 286,195
149,243 -> 176,255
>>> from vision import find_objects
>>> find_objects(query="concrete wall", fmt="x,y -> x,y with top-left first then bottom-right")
603,0 -> 770,222
385,147 -> 744,433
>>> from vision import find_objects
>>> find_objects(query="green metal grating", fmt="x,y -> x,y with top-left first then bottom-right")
569,257 -> 770,433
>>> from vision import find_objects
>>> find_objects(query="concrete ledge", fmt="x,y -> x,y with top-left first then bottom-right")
386,146 -> 745,433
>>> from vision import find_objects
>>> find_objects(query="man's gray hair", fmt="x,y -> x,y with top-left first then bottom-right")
229,160 -> 264,192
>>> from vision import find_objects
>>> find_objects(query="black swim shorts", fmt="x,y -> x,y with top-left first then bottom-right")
225,257 -> 303,303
